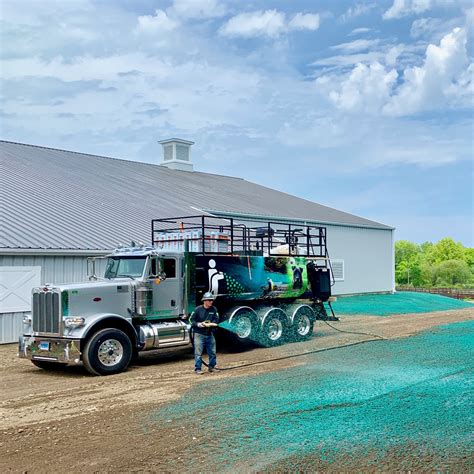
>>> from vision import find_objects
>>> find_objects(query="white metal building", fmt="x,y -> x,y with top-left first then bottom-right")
0,139 -> 394,343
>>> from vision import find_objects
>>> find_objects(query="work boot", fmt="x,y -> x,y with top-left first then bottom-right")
208,366 -> 220,373
195,369 -> 203,375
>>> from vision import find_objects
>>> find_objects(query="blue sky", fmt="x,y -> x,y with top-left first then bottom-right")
1,0 -> 473,245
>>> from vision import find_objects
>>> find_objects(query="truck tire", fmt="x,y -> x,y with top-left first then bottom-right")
82,328 -> 132,376
31,360 -> 67,371
290,305 -> 315,342
227,307 -> 259,344
258,308 -> 288,347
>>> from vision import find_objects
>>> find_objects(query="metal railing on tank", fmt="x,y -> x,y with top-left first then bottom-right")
151,214 -> 329,259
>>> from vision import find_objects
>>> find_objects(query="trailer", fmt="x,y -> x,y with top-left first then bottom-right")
19,215 -> 336,375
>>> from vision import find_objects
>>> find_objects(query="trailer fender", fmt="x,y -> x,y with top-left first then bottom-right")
287,304 -> 316,324
257,306 -> 290,327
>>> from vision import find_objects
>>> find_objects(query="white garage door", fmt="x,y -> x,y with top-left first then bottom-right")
0,266 -> 41,313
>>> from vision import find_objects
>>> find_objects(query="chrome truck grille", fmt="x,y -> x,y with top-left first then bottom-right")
32,289 -> 61,335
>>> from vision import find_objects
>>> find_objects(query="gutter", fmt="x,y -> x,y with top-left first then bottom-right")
203,209 -> 395,231
0,248 -> 111,256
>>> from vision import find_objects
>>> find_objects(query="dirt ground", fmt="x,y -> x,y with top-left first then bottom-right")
1,308 -> 472,473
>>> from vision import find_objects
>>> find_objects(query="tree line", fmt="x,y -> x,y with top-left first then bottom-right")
395,238 -> 474,288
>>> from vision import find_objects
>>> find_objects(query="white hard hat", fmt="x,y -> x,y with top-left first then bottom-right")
201,291 -> 215,301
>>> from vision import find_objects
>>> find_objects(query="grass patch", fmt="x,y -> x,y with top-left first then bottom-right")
330,291 -> 473,316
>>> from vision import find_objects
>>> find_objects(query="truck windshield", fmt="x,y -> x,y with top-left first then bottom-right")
104,257 -> 147,279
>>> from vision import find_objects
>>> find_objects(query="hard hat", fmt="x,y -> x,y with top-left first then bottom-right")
201,291 -> 215,301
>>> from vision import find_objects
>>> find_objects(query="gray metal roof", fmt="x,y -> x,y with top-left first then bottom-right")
0,140 -> 392,251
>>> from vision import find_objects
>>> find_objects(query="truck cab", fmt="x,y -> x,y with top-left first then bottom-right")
19,245 -> 192,375
103,247 -> 185,318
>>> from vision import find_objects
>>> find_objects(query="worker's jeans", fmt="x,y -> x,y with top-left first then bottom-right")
193,332 -> 216,371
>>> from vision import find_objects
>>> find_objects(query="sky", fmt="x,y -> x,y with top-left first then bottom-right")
1,0 -> 473,246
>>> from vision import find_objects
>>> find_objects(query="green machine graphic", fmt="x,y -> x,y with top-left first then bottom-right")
194,255 -> 311,302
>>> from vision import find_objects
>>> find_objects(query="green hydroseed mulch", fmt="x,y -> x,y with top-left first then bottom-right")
329,291 -> 472,316
152,321 -> 474,471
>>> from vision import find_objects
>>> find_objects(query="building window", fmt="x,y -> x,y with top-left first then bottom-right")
331,260 -> 344,281
176,144 -> 189,161
164,145 -> 173,161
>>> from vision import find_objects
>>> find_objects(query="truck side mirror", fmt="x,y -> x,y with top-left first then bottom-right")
159,272 -> 167,281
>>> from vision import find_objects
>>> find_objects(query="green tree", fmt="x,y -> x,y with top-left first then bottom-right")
395,240 -> 420,267
420,241 -> 433,254
433,260 -> 471,286
425,238 -> 466,264
420,262 -> 435,287
464,247 -> 474,268
395,238 -> 473,288
395,256 -> 425,286
408,262 -> 424,287
395,260 -> 409,285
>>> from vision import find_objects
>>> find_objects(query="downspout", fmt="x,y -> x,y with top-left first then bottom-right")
391,228 -> 396,293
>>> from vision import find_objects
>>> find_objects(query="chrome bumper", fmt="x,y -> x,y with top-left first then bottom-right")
19,336 -> 82,365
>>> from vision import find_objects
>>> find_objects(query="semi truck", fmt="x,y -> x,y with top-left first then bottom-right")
19,215 -> 335,375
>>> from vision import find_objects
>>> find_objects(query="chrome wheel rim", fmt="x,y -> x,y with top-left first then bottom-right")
235,315 -> 252,339
267,318 -> 283,341
296,315 -> 311,336
98,339 -> 123,366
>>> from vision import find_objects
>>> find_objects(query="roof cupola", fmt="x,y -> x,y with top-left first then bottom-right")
158,138 -> 194,172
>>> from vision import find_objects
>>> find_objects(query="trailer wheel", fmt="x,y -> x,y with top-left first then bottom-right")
82,328 -> 132,376
259,308 -> 288,347
227,307 -> 259,344
31,360 -> 67,371
291,305 -> 315,342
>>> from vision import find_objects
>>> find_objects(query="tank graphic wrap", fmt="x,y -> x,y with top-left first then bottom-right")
196,255 -> 310,301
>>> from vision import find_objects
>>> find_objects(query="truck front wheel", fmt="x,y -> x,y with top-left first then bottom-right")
82,328 -> 132,376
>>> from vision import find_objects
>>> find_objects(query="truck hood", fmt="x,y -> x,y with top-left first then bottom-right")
49,279 -> 135,292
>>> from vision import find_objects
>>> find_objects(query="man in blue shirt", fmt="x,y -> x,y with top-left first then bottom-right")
189,292 -> 219,375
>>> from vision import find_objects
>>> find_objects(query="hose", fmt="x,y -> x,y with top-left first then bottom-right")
214,338 -> 383,372
200,320 -> 386,372
320,319 -> 386,340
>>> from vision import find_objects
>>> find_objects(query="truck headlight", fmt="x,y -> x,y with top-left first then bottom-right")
64,317 -> 85,328
23,314 -> 32,326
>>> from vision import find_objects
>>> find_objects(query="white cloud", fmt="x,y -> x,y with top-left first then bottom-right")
383,0 -> 432,20
465,7 -> 474,30
327,62 -> 398,113
411,17 -> 444,38
350,27 -> 373,35
341,2 -> 377,22
219,10 -> 285,38
385,27 -> 471,115
385,44 -> 405,66
312,51 -> 384,68
410,15 -> 463,40
288,13 -> 320,31
219,9 -> 319,38
331,39 -> 380,53
1,0 -> 471,185
316,26 -> 472,117
171,0 -> 226,19
137,9 -> 178,33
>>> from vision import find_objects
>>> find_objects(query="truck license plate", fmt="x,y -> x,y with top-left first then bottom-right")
39,341 -> 50,351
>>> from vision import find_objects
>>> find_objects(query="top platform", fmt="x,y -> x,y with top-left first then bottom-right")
151,215 -> 328,258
